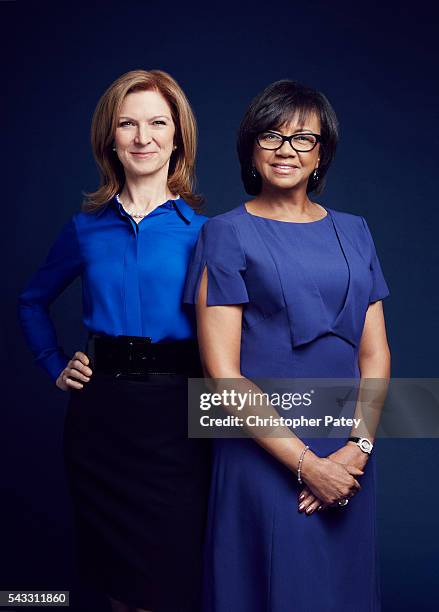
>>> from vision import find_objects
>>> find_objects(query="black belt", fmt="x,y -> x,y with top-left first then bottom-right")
88,333 -> 202,377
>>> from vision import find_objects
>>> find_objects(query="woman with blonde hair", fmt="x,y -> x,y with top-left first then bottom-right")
19,69 -> 211,612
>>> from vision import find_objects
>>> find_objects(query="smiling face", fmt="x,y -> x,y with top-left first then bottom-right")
114,89 -> 176,180
252,110 -> 321,194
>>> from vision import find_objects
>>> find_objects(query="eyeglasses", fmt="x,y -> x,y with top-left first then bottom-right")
256,130 -> 321,152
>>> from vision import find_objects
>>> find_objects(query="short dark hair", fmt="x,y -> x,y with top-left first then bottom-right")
237,80 -> 339,195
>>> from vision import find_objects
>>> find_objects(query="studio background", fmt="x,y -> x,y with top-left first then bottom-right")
2,1 -> 438,610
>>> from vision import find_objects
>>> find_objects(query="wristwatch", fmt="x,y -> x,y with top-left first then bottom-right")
348,437 -> 373,455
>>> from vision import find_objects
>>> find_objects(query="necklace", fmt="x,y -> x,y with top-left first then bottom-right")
116,193 -> 179,219
116,193 -> 154,219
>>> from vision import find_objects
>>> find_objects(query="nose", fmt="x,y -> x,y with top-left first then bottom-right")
134,124 -> 152,146
276,139 -> 297,157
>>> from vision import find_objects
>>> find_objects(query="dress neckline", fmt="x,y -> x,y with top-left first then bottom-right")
242,202 -> 329,225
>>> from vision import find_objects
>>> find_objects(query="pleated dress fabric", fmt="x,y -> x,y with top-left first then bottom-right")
183,204 -> 390,612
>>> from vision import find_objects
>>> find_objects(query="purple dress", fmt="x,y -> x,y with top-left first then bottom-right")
184,204 -> 390,612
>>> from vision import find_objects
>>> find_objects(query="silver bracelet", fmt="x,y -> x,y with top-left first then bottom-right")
297,445 -> 310,484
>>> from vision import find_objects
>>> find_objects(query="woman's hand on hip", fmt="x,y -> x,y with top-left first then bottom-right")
56,351 -> 93,391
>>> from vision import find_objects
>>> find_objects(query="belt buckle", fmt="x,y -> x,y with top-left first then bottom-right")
118,335 -> 154,374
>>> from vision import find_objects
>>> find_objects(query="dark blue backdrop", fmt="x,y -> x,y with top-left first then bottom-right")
2,1 -> 438,611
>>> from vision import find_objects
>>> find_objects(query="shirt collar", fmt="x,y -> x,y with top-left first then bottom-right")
95,194 -> 195,224
172,197 -> 195,224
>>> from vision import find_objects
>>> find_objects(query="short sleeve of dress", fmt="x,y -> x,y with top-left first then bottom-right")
361,216 -> 390,303
183,217 -> 249,306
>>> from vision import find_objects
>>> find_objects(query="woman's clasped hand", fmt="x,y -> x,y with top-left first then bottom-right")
298,442 -> 369,514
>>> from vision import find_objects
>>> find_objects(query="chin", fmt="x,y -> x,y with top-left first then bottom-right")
269,179 -> 301,190
128,163 -> 160,176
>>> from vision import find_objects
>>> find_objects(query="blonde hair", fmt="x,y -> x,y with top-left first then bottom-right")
83,69 -> 203,211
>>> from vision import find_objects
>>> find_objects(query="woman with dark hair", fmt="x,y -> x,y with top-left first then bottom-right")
19,69 -> 211,612
184,80 -> 390,611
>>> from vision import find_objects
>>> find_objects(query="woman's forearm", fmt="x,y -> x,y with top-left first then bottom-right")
349,349 -> 391,442
204,370 -> 319,476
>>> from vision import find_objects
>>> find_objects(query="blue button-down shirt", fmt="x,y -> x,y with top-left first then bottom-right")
18,196 -> 207,381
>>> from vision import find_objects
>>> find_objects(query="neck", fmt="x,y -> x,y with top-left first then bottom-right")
120,169 -> 175,210
256,184 -> 314,216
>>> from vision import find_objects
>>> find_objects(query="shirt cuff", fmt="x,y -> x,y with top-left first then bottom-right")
37,351 -> 70,383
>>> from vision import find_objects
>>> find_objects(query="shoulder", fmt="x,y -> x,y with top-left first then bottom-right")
199,208 -> 247,247
201,205 -> 247,231
328,207 -> 380,259
327,206 -> 370,238
190,211 -> 209,230
193,207 -> 248,257
327,206 -> 364,228
213,205 -> 247,223
71,208 -> 104,229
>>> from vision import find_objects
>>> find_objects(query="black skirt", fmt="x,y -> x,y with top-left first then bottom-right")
63,372 -> 211,611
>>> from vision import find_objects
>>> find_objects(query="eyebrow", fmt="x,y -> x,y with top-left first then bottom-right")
293,128 -> 315,133
118,115 -> 172,121
268,128 -> 316,134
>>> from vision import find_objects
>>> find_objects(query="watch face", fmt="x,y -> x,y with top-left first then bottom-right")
359,439 -> 372,453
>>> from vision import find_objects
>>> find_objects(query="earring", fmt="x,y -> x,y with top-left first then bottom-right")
251,165 -> 258,179
313,168 -> 319,181
112,145 -> 116,151
173,145 -> 177,150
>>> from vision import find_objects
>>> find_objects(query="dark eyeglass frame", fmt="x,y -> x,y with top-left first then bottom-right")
256,130 -> 322,152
